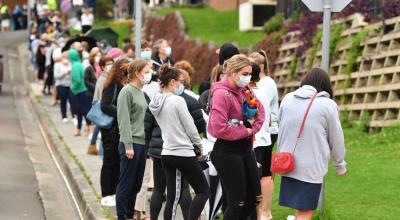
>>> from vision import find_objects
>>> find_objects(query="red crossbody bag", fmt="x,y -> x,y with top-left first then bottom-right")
270,93 -> 317,175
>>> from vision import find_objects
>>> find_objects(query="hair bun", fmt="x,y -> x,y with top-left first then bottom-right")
158,64 -> 170,77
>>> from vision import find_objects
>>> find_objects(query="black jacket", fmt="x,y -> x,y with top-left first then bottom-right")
145,92 -> 206,158
84,66 -> 97,99
100,85 -> 122,145
152,56 -> 175,72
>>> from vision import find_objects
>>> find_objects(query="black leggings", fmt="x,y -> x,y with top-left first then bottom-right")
150,157 -> 192,220
211,139 -> 261,220
162,155 -> 210,220
100,125 -> 120,197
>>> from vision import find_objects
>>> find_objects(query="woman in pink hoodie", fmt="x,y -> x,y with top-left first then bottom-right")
208,54 -> 265,220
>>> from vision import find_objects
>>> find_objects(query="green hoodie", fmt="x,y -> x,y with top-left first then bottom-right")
68,49 -> 87,95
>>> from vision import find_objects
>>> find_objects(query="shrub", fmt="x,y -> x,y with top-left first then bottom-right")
289,55 -> 299,80
329,23 -> 344,64
343,28 -> 369,88
95,0 -> 113,19
263,13 -> 284,35
307,28 -> 322,70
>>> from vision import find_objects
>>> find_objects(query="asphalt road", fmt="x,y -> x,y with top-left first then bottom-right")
0,31 -> 80,220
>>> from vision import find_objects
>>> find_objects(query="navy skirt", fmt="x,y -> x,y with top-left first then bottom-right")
279,176 -> 322,211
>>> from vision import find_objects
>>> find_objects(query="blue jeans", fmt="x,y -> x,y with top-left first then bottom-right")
116,142 -> 147,220
90,125 -> 100,145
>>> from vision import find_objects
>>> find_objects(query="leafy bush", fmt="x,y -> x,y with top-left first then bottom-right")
307,29 -> 322,70
289,55 -> 299,79
263,13 -> 284,35
343,28 -> 369,87
329,23 -> 344,63
95,0 -> 113,19
382,0 -> 400,19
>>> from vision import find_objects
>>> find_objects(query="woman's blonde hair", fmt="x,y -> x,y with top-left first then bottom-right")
179,69 -> 191,89
210,64 -> 224,84
127,60 -> 148,81
223,54 -> 252,76
249,50 -> 269,74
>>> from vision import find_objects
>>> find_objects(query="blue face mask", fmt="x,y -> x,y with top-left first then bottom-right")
140,51 -> 151,60
174,84 -> 184,96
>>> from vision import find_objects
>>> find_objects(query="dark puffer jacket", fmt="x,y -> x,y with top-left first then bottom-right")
145,91 -> 206,158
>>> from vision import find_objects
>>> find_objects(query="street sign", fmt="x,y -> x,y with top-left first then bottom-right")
302,0 -> 352,12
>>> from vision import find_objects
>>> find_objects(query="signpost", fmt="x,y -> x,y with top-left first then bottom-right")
134,0 -> 142,59
301,0 -> 352,71
301,0 -> 352,218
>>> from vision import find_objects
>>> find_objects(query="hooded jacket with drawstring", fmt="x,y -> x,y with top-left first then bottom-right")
278,85 -> 346,183
68,49 -> 87,95
207,77 -> 265,141
149,93 -> 202,157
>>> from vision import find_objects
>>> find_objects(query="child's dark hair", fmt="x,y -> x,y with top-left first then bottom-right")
158,65 -> 181,88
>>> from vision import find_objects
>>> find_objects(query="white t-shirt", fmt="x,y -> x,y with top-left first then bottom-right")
73,0 -> 84,6
253,87 -> 272,148
81,13 -> 94,26
257,76 -> 279,134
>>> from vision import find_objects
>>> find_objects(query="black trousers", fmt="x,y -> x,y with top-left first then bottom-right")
162,155 -> 210,220
100,124 -> 120,197
211,139 -> 261,220
150,157 -> 192,220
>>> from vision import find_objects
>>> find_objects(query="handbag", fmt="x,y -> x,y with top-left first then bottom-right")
87,86 -> 117,129
270,93 -> 317,175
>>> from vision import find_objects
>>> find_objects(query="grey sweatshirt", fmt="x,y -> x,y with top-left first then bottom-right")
277,85 -> 347,183
149,93 -> 202,157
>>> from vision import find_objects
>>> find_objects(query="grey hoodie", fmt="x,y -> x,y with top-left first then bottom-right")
278,85 -> 347,183
149,93 -> 202,157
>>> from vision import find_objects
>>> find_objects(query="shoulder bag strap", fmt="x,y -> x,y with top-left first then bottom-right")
292,93 -> 318,154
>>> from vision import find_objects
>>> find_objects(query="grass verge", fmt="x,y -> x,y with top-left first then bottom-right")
271,125 -> 400,219
156,7 -> 265,47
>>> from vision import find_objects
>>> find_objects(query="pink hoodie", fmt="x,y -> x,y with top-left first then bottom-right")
208,78 -> 265,141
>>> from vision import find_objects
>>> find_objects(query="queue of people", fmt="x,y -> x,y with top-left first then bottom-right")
32,22 -> 347,219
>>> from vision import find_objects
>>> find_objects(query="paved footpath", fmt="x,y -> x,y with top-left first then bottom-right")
31,83 -> 187,219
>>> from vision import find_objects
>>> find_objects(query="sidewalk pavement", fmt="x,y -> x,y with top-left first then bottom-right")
30,83 -> 186,220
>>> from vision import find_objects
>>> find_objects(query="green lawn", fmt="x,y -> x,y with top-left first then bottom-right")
156,7 -> 266,48
270,125 -> 400,219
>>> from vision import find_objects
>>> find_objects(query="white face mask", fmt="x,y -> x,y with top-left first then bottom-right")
235,74 -> 251,88
141,73 -> 152,85
105,64 -> 113,72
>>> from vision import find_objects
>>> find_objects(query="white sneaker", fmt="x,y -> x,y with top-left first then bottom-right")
100,195 -> 116,207
287,215 -> 296,220
62,118 -> 69,123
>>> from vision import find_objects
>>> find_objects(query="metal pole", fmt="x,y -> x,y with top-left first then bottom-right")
318,0 -> 331,218
134,0 -> 142,59
320,0 -> 331,71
